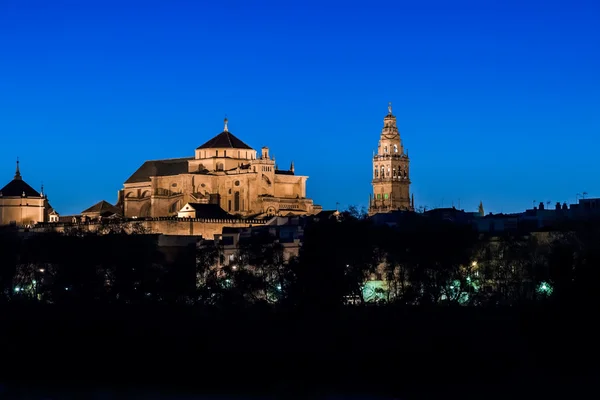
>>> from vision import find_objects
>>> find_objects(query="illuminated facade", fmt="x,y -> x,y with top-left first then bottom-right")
0,160 -> 50,226
368,103 -> 414,215
122,118 -> 321,219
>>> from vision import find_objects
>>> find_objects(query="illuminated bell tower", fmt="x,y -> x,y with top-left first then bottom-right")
368,103 -> 413,215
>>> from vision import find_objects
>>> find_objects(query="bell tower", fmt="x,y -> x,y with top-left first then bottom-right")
368,103 -> 413,215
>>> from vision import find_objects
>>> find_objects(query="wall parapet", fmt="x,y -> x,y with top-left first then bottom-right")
34,216 -> 269,228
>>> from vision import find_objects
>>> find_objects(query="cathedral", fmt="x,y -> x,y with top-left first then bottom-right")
0,160 -> 51,226
122,118 -> 321,219
368,103 -> 414,215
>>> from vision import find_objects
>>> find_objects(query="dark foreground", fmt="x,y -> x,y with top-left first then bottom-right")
1,304 -> 598,399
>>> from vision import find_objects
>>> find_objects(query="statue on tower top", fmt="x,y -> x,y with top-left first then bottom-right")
388,102 -> 392,115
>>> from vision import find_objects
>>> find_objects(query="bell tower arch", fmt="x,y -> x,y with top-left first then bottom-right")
369,103 -> 414,215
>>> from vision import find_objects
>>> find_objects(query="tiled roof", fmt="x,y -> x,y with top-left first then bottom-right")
182,203 -> 235,219
0,179 -> 41,197
82,200 -> 122,216
125,157 -> 193,184
275,169 -> 294,175
196,131 -> 253,150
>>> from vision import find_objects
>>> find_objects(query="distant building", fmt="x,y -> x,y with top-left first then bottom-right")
214,215 -> 309,268
369,103 -> 414,215
0,160 -> 51,226
122,118 -> 321,219
81,200 -> 123,221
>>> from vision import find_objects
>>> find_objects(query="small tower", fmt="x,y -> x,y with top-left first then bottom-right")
368,103 -> 413,215
478,201 -> 484,217
290,161 -> 295,173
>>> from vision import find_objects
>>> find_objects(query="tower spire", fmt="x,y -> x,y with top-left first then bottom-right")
14,157 -> 21,180
224,116 -> 229,132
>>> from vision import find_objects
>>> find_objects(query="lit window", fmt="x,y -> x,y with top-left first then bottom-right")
394,144 -> 398,153
384,193 -> 389,199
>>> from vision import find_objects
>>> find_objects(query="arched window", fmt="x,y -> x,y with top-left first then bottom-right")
387,167 -> 390,177
393,168 -> 396,177
393,144 -> 398,153
377,194 -> 381,199
374,168 -> 378,178
380,166 -> 384,177
384,146 -> 388,153
216,150 -> 219,157
224,150 -> 227,157
217,162 -> 224,171
234,192 -> 240,211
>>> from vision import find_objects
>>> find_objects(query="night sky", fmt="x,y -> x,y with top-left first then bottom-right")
1,0 -> 598,215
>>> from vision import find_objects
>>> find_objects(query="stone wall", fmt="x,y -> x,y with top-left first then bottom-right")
33,217 -> 267,240
0,197 -> 47,226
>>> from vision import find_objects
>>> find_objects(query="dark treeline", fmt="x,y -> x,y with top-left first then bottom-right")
1,211 -> 599,396
2,208 -> 600,309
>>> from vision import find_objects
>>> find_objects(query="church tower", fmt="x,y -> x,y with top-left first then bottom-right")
368,103 -> 413,215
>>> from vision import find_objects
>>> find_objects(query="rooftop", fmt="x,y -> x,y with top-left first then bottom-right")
197,131 -> 253,150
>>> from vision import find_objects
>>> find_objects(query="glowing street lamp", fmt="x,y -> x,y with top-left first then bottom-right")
537,281 -> 553,296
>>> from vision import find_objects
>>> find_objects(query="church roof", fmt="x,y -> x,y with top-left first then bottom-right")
0,179 -> 41,197
275,169 -> 294,176
82,200 -> 122,216
124,157 -> 193,184
196,131 -> 253,150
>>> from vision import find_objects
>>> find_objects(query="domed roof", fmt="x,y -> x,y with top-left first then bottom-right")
0,179 -> 40,197
196,118 -> 254,150
196,131 -> 253,150
0,160 -> 41,197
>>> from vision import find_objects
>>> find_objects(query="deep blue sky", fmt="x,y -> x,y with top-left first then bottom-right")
1,0 -> 599,215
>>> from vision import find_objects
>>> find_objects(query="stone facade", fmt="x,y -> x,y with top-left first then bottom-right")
369,103 -> 414,215
0,161 -> 50,226
123,118 -> 321,219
